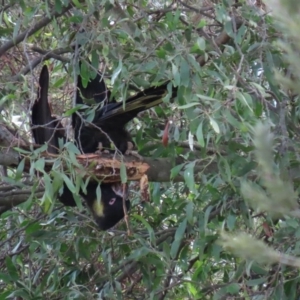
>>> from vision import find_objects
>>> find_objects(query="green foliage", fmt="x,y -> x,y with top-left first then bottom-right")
2,0 -> 300,299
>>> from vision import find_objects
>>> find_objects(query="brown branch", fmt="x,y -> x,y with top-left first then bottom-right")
11,47 -> 71,81
197,16 -> 244,66
0,189 -> 44,206
0,4 -> 73,58
0,121 -> 218,184
0,150 -> 20,168
0,210 -> 46,248
0,123 -> 28,148
18,150 -> 218,183
0,206 -> 12,214
0,3 -> 16,14
177,0 -> 215,19
31,46 -> 71,59
110,2 -> 139,40
113,229 -> 176,286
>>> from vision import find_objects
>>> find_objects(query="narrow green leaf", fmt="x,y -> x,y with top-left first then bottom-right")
188,131 -> 194,151
55,0 -> 62,13
196,94 -> 218,101
246,277 -> 268,286
91,50 -> 99,76
111,60 -> 122,85
64,105 -> 86,117
226,214 -> 236,231
62,174 -> 76,193
13,147 -> 31,154
68,148 -> 82,167
196,121 -> 205,147
186,202 -> 194,224
224,20 -> 234,37
120,162 -> 127,184
209,117 -> 220,134
80,61 -> 89,88
204,205 -> 213,229
170,240 -> 181,259
33,144 -> 48,155
0,272 -> 13,284
184,162 -> 196,192
34,158 -> 45,173
5,257 -> 18,281
133,215 -> 155,244
102,44 -> 109,57
180,59 -> 190,87
236,91 -> 253,112
226,283 -> 240,294
43,173 -> 53,201
72,0 -> 83,8
170,164 -> 184,179
64,141 -> 81,155
96,184 -> 101,205
222,110 -> 240,129
197,19 -> 206,28
52,77 -> 65,88
15,158 -> 25,180
175,218 -> 187,240
178,102 -> 199,109
196,37 -> 206,51
12,19 -> 21,42
171,218 -> 187,258
172,63 -> 180,86
127,247 -> 150,260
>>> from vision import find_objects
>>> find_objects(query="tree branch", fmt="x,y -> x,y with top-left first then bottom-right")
0,189 -> 44,206
10,47 -> 71,81
196,16 -> 244,66
0,4 -> 73,58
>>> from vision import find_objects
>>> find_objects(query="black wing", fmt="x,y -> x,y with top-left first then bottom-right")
74,73 -> 177,154
93,81 -> 176,126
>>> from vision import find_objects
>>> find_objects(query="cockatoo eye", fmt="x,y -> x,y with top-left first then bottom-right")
109,198 -> 116,205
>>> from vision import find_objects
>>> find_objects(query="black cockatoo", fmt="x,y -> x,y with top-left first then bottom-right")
31,66 -> 129,230
32,64 -> 176,230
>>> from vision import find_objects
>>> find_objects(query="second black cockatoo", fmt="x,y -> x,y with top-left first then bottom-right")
31,65 -> 129,230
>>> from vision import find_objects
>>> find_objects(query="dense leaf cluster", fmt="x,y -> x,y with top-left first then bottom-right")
1,0 -> 300,299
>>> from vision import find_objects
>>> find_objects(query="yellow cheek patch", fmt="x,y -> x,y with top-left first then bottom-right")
92,198 -> 104,217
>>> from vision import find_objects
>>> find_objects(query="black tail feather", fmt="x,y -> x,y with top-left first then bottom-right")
31,66 -> 65,154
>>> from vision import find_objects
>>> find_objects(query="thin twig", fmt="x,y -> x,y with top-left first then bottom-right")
0,4 -> 73,57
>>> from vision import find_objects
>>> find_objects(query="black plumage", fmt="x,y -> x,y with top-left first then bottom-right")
31,65 -> 129,230
73,70 -> 176,154
31,66 -> 65,154
32,63 -> 176,230
70,66 -> 177,229
81,182 -> 129,231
